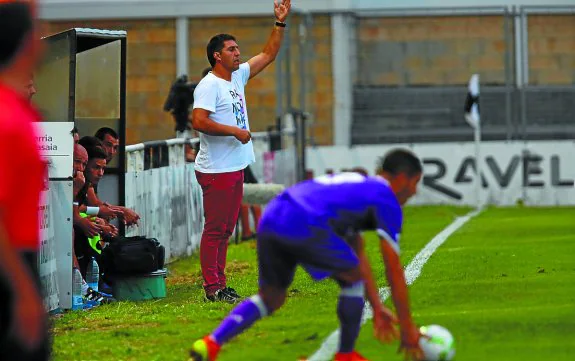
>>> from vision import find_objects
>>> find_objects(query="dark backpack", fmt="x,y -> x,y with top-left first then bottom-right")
101,236 -> 165,275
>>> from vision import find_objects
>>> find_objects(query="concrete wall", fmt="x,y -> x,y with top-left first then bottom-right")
357,15 -> 509,86
528,14 -> 575,85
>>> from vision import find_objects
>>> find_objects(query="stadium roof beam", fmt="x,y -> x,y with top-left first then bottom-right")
39,0 -> 575,20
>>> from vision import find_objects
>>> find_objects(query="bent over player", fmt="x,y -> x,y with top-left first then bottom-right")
189,148 -> 425,361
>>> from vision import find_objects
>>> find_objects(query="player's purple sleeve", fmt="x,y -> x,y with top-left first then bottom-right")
375,201 -> 403,254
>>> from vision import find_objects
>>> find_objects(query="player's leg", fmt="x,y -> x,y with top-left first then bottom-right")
297,231 -> 368,360
250,204 -> 262,231
196,170 -> 240,300
209,284 -> 287,345
0,251 -> 51,361
332,267 -> 369,360
189,231 -> 296,361
239,203 -> 252,239
189,286 -> 288,361
217,170 -> 244,297
196,171 -> 223,299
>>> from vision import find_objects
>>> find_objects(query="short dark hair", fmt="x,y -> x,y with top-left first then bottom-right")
86,144 -> 108,161
0,2 -> 33,70
206,34 -> 236,67
79,136 -> 103,150
378,149 -> 422,177
71,126 -> 79,135
202,67 -> 212,77
94,127 -> 118,141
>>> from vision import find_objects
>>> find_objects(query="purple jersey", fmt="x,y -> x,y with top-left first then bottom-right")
256,172 -> 403,287
280,172 -> 402,253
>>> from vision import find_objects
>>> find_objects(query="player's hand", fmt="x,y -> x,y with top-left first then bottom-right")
234,128 -> 251,144
108,205 -> 139,226
100,223 -> 119,238
274,0 -> 291,23
93,217 -> 106,227
93,217 -> 117,237
398,325 -> 424,361
121,207 -> 140,226
73,171 -> 85,195
78,217 -> 101,237
13,271 -> 46,350
373,306 -> 399,344
98,205 -> 123,220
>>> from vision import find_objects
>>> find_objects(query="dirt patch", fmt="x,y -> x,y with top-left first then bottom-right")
167,272 -> 202,286
226,260 -> 251,274
167,260 -> 251,286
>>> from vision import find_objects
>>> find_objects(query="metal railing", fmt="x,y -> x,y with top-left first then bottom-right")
123,125 -> 303,261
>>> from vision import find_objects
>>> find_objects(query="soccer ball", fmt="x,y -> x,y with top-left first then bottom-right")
418,324 -> 456,361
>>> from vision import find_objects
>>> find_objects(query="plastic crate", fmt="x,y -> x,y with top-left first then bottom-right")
113,269 -> 167,301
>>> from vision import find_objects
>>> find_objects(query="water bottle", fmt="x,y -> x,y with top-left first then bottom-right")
72,268 -> 83,311
86,257 -> 99,292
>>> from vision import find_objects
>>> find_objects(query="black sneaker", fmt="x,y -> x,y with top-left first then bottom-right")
204,289 -> 238,304
223,286 -> 241,299
85,287 -> 116,305
241,233 -> 256,241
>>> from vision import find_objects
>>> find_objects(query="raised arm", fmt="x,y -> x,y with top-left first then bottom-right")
247,0 -> 291,79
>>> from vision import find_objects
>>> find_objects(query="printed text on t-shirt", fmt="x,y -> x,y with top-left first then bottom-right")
230,88 -> 247,129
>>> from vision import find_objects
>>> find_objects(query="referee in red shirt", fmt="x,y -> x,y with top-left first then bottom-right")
0,1 -> 50,359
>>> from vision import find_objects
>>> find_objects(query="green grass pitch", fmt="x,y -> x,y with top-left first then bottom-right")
51,206 -> 575,360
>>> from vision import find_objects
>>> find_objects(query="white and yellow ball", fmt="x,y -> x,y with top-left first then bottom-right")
418,324 -> 456,361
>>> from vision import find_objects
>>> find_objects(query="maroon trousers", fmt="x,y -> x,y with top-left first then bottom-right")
195,169 -> 244,295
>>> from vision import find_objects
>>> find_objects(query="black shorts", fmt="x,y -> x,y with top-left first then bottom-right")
0,251 -> 51,361
257,198 -> 359,289
243,165 -> 258,184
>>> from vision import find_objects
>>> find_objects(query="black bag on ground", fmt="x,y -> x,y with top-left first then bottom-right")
101,236 -> 165,275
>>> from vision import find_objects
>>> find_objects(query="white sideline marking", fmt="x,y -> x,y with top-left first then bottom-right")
308,209 -> 481,361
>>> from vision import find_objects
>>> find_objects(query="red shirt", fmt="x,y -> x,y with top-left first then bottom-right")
0,82 -> 45,251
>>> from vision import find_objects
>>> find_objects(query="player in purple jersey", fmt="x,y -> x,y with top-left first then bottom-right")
189,149 -> 425,361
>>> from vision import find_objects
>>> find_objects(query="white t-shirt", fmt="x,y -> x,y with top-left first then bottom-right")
192,62 -> 255,173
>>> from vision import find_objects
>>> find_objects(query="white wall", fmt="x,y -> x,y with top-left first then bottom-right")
306,141 -> 575,206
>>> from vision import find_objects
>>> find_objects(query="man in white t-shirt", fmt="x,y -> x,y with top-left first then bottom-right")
191,0 -> 292,303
